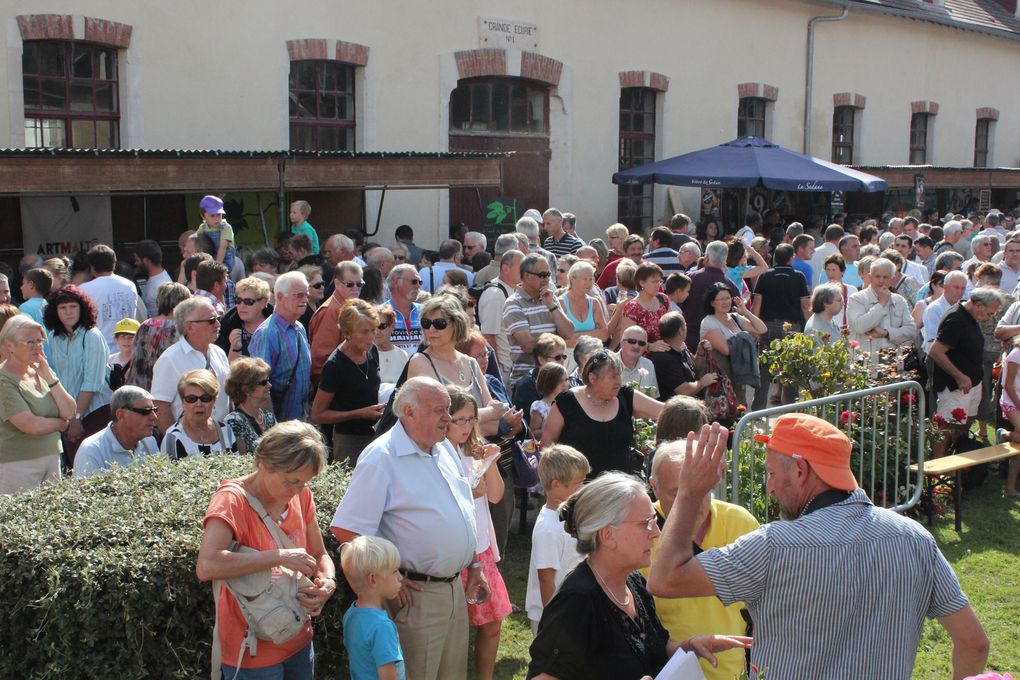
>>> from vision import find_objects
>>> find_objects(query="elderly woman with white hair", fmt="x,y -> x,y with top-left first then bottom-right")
558,261 -> 609,342
527,471 -> 750,680
846,257 -> 917,358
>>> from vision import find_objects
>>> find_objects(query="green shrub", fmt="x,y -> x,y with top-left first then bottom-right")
0,456 -> 352,679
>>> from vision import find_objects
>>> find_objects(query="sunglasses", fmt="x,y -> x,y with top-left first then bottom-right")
623,338 -> 648,347
310,282 -> 325,289
342,281 -> 365,289
395,255 -> 407,261
421,317 -> 450,330
525,271 -> 552,279
378,322 -> 392,330
188,316 -> 221,325
404,277 -> 422,285
182,394 -> 215,404
124,405 -> 158,415
237,297 -> 265,307
257,378 -> 271,386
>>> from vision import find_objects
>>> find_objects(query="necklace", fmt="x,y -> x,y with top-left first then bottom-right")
435,353 -> 468,382
588,559 -> 631,607
586,388 -> 612,407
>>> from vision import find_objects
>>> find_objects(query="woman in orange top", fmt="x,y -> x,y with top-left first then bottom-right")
196,420 -> 336,678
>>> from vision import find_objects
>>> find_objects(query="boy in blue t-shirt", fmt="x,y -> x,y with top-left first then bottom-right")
340,536 -> 406,680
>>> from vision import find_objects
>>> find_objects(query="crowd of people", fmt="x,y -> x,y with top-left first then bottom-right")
0,198 -> 1013,679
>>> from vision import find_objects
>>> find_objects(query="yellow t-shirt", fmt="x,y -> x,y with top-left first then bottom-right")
643,498 -> 759,680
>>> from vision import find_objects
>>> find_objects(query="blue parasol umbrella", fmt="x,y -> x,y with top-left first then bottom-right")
612,136 -> 887,192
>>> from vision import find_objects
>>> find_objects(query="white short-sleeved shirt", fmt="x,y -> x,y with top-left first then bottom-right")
331,421 -> 477,577
478,279 -> 513,377
80,274 -> 142,348
140,269 -> 172,318
149,337 -> 230,422
526,505 -> 582,623
73,424 -> 159,478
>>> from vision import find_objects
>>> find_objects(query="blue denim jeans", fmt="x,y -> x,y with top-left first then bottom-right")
221,642 -> 313,680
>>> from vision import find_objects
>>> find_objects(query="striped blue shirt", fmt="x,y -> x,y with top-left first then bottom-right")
697,489 -> 968,680
248,313 -> 311,422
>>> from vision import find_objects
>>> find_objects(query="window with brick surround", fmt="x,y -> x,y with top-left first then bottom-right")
909,113 -> 931,165
974,118 -> 992,168
449,79 -> 547,134
618,87 -> 656,231
289,60 -> 356,151
832,105 -> 856,165
737,97 -> 766,138
23,41 -> 119,149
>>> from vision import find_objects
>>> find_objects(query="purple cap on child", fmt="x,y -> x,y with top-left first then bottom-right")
199,195 -> 226,215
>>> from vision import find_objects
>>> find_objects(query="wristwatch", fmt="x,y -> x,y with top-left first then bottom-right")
547,306 -> 558,313
74,413 -> 83,421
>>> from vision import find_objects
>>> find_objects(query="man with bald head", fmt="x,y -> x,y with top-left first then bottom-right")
331,376 -> 487,680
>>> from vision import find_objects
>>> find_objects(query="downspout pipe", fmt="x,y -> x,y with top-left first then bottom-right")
805,0 -> 850,154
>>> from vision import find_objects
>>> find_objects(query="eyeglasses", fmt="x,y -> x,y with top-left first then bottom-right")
403,277 -> 422,286
188,316 -> 221,325
182,394 -> 215,404
394,255 -> 407,261
623,338 -> 648,347
421,317 -> 450,330
377,322 -> 392,330
124,405 -> 159,415
310,282 -> 325,289
237,297 -> 265,307
342,281 -> 365,289
619,515 -> 658,532
19,338 -> 46,347
525,271 -> 552,279
256,379 -> 271,386
450,416 -> 478,426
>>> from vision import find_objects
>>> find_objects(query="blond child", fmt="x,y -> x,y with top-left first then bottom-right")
195,195 -> 237,270
339,536 -> 406,680
526,444 -> 590,634
530,362 -> 568,442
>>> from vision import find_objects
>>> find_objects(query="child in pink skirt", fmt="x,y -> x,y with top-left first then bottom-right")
446,386 -> 512,680
997,336 -> 1020,497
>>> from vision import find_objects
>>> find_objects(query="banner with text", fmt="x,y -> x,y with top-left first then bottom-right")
21,196 -> 113,257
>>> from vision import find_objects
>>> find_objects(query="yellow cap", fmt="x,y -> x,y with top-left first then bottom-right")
114,318 -> 140,336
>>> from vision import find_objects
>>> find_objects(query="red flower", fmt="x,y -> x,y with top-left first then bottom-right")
933,413 -> 946,426
951,407 -> 967,422
849,339 -> 861,349
901,393 -> 917,406
840,410 -> 858,424
737,404 -> 747,413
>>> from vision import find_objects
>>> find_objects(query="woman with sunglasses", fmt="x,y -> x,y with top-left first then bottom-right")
406,294 -> 505,435
297,265 -> 325,330
374,305 -> 408,385
224,357 -> 277,455
311,299 -> 383,465
528,472 -> 749,680
542,351 -> 663,479
217,276 -> 272,361
161,369 -> 238,460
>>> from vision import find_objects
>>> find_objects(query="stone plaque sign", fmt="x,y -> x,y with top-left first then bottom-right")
479,16 -> 539,50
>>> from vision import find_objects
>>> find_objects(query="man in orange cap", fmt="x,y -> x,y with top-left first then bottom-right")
648,418 -> 989,680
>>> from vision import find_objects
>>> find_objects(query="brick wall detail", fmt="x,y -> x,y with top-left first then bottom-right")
833,92 -> 867,109
335,40 -> 369,66
287,39 -> 328,61
738,82 -> 778,101
455,49 -> 508,79
911,100 -> 939,115
16,14 -> 74,41
521,52 -> 562,86
976,106 -> 1000,121
84,17 -> 132,48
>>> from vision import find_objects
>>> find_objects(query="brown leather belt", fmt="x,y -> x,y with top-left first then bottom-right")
402,570 -> 458,583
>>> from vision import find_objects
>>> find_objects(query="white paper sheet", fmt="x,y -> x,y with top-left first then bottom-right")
654,650 -> 708,680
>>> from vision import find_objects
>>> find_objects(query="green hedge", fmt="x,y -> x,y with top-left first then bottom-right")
0,456 -> 353,679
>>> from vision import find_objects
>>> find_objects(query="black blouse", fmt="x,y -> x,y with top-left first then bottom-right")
554,385 -> 636,479
318,346 -> 381,436
527,561 -> 670,680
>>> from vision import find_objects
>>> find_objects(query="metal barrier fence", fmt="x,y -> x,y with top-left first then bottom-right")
725,380 -> 927,522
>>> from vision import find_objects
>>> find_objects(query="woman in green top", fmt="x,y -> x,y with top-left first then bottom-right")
0,315 -> 77,494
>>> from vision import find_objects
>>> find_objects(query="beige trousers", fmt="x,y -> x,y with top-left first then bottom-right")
0,455 -> 61,495
389,578 -> 469,680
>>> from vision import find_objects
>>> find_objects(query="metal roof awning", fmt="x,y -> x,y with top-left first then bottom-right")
0,148 -> 507,195
851,165 -> 1020,190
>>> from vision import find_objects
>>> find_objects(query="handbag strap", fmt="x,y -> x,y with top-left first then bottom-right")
220,481 -> 296,550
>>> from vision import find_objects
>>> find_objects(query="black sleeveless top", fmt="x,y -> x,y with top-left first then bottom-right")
554,385 -> 636,479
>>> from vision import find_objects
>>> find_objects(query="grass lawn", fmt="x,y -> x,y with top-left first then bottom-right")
473,481 -> 1020,680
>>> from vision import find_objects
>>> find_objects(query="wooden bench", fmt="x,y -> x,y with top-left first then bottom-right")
909,442 -> 1020,531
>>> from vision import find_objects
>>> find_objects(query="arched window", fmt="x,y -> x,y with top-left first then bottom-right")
289,60 -> 356,151
450,79 -> 547,134
23,40 -> 119,148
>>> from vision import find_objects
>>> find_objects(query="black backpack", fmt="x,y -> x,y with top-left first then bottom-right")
468,280 -> 509,326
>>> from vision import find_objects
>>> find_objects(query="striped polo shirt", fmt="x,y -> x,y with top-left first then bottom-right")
502,286 -> 556,384
697,489 -> 968,680
544,232 -> 584,256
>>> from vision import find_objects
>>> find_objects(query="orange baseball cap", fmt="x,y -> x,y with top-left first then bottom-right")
754,413 -> 858,491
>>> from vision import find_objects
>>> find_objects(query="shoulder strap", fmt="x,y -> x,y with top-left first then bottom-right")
220,481 -> 296,550
422,352 -> 442,382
